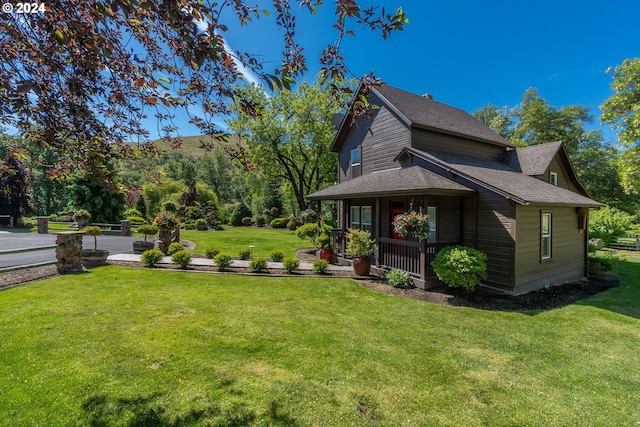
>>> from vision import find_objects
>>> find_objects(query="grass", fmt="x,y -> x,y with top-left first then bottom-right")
1,260 -> 640,425
181,226 -> 309,258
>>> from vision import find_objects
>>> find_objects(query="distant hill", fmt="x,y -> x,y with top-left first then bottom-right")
140,134 -> 246,158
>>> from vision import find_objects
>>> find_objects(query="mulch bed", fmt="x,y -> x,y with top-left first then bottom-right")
1,255 -> 620,312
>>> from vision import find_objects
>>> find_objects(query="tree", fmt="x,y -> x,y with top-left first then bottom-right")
0,147 -> 34,224
66,164 -> 126,224
228,80 -> 344,211
601,58 -> 640,194
474,89 -> 636,213
0,1 -> 407,177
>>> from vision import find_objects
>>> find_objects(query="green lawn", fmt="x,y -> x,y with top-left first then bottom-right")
181,226 -> 309,258
1,260 -> 640,426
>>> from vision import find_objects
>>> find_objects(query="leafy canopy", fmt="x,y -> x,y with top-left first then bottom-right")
0,1 -> 407,177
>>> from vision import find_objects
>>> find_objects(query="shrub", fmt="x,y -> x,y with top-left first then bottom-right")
287,217 -> 301,230
214,253 -> 233,271
241,216 -> 253,226
195,218 -> 208,230
124,208 -> 143,218
238,248 -> 251,260
183,221 -> 196,230
230,202 -> 252,226
589,206 -> 634,246
162,201 -> 178,212
171,250 -> 192,268
270,249 -> 284,262
270,217 -> 290,228
255,216 -> 266,227
283,257 -> 299,274
127,215 -> 148,225
431,246 -> 487,292
295,222 -> 333,248
312,259 -> 329,274
249,257 -> 268,273
138,224 -> 159,242
588,251 -> 620,274
345,229 -> 376,258
299,208 -> 317,224
141,249 -> 164,267
205,246 -> 220,259
167,241 -> 184,255
73,209 -> 91,222
386,269 -> 413,289
184,206 -> 205,221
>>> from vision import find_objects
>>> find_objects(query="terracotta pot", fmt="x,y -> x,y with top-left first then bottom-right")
352,256 -> 371,276
317,248 -> 334,263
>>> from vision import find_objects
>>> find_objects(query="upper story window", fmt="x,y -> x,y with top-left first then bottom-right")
549,172 -> 558,186
351,147 -> 361,179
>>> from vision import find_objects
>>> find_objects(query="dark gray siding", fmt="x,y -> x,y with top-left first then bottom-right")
412,157 -> 516,289
513,205 -> 586,294
337,94 -> 411,183
412,129 -> 505,161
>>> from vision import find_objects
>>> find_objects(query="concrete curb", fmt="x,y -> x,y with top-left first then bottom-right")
0,245 -> 57,255
0,260 -> 56,273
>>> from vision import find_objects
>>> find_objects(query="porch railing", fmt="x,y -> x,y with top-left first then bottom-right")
378,238 -> 457,280
331,228 -> 456,280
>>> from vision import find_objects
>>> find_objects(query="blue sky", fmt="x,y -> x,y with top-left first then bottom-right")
177,0 -> 638,143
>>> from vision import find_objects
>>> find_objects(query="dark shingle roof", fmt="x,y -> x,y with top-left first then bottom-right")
373,85 -> 515,148
307,166 -> 474,200
402,148 -> 601,207
502,141 -> 563,175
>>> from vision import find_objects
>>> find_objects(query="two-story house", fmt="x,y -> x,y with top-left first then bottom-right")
307,84 -> 601,295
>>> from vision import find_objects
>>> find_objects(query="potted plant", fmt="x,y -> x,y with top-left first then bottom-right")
295,222 -> 334,263
133,224 -> 158,254
317,233 -> 334,263
81,225 -> 109,267
153,210 -> 180,253
392,210 -> 429,240
345,228 -> 376,276
73,209 -> 91,230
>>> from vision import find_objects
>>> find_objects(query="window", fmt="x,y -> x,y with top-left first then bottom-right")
427,206 -> 437,243
351,147 -> 361,178
541,212 -> 552,260
350,205 -> 372,232
549,172 -> 558,186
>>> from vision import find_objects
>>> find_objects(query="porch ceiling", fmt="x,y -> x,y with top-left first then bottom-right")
307,166 -> 474,200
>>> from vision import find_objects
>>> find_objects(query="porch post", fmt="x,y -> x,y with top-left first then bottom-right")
419,239 -> 427,282
375,198 -> 381,268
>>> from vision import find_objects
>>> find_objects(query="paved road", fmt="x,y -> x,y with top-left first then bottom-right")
0,232 -> 139,269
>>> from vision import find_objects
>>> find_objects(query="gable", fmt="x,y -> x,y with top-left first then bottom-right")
502,141 -> 590,197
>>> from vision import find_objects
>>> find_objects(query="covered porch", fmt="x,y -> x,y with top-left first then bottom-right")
308,166 -> 476,289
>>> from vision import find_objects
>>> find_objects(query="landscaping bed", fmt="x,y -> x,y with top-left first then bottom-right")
2,260 -> 620,312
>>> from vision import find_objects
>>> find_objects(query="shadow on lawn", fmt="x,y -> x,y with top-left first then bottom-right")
81,392 -> 299,426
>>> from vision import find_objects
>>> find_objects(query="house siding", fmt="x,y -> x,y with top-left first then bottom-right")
513,205 -> 586,295
337,95 -> 411,183
413,158 -> 515,289
412,129 -> 505,161
537,156 -> 579,192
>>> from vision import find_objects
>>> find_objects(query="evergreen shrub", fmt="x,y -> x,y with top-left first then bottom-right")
171,250 -> 192,269
283,257 -> 299,274
167,242 -> 184,255
312,259 -> 329,274
270,250 -> 284,262
141,249 -> 164,267
214,253 -> 233,271
385,269 -> 413,289
431,246 -> 487,292
249,257 -> 268,273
